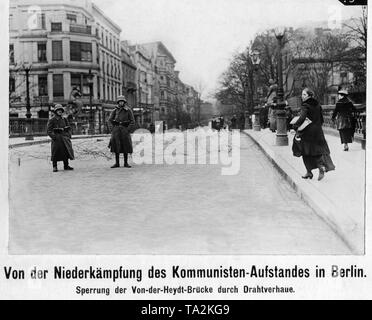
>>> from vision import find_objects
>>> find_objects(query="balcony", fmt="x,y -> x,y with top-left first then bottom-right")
70,24 -> 92,35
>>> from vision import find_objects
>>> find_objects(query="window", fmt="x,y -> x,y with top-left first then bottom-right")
70,41 -> 92,62
71,73 -> 81,92
52,41 -> 63,61
331,96 -> 336,105
37,13 -> 46,29
37,43 -> 47,62
38,75 -> 48,96
51,22 -> 62,32
66,14 -> 77,23
71,73 -> 91,95
53,74 -> 64,97
9,44 -> 14,64
340,72 -> 348,84
9,76 -> 15,93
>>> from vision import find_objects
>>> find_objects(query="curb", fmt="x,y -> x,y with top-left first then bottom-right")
242,130 -> 360,254
9,135 -> 110,149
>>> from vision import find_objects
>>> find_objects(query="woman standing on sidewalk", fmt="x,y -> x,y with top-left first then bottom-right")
293,88 -> 335,181
108,95 -> 135,168
332,89 -> 357,151
47,104 -> 75,172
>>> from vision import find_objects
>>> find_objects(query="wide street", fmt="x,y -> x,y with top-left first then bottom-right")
8,133 -> 350,255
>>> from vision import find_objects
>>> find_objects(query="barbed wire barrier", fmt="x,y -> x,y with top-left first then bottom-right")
8,131 -> 258,165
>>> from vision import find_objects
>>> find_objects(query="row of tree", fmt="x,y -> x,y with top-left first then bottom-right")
215,7 -> 367,113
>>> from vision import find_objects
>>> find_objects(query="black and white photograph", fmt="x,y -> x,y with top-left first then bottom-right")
0,0 -> 371,300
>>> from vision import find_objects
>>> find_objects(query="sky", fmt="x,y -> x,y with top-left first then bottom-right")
94,0 -> 364,100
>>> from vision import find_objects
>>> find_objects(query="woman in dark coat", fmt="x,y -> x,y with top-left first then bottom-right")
293,88 -> 335,181
108,95 -> 135,168
47,104 -> 75,172
332,89 -> 357,151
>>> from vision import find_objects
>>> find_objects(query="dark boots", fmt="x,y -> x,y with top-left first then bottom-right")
124,153 -> 131,168
64,160 -> 74,171
111,153 -> 120,168
111,153 -> 131,168
53,160 -> 73,172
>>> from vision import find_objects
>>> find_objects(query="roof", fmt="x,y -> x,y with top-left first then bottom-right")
141,41 -> 176,64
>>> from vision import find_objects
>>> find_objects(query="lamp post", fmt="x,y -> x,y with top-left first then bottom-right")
250,49 -> 262,131
23,63 -> 34,140
87,69 -> 94,135
274,28 -> 289,146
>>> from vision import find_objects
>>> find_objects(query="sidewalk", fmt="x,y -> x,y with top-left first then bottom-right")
243,128 -> 365,254
9,134 -> 110,149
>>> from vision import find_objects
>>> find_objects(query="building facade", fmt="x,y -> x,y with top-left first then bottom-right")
9,0 -> 121,133
141,42 -> 178,127
121,41 -> 137,109
129,44 -> 154,126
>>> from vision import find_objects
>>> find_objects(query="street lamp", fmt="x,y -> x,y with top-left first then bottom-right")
249,49 -> 262,131
87,69 -> 94,134
23,62 -> 34,141
274,27 -> 289,146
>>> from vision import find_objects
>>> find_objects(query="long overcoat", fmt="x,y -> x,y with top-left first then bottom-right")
293,97 -> 330,156
47,115 -> 75,162
332,96 -> 356,130
108,106 -> 135,154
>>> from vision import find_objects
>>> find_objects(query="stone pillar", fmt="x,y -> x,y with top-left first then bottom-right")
275,109 -> 289,146
62,37 -> 70,63
63,71 -> 70,101
48,72 -> 53,103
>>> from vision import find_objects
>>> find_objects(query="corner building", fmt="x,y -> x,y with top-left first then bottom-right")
9,0 -> 121,133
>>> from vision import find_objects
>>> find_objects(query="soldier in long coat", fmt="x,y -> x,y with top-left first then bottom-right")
47,104 -> 75,172
292,88 -> 335,181
108,95 -> 135,168
332,89 -> 357,151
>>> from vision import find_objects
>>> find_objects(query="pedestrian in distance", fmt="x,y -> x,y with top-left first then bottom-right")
219,116 -> 225,130
108,95 -> 135,168
230,114 -> 237,130
332,89 -> 357,152
239,113 -> 245,131
292,88 -> 335,181
259,104 -> 269,129
47,104 -> 75,172
266,79 -> 278,132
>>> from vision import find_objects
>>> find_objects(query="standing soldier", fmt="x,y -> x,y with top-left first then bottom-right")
108,95 -> 135,168
47,104 -> 75,172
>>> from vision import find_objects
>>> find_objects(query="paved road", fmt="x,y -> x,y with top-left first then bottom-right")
8,134 -> 350,254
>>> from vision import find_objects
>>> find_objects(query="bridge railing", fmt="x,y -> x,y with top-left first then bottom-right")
9,118 -> 49,137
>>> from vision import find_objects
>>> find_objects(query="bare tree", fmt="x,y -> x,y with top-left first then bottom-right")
290,32 -> 350,103
214,48 -> 257,114
343,6 -> 367,56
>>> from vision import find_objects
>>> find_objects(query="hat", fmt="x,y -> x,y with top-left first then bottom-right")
338,89 -> 349,96
117,95 -> 127,103
53,104 -> 65,113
